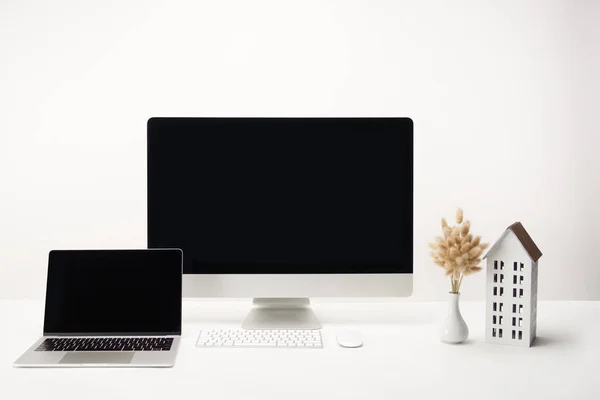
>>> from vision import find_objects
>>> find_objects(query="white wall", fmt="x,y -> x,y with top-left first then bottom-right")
1,0 -> 599,300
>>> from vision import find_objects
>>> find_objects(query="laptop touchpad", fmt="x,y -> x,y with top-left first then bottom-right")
60,352 -> 134,364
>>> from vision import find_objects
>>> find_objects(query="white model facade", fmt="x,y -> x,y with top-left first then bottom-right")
484,222 -> 542,347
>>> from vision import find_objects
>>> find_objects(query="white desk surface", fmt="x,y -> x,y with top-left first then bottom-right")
1,299 -> 598,400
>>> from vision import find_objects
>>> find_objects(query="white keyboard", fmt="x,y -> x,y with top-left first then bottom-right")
196,329 -> 323,348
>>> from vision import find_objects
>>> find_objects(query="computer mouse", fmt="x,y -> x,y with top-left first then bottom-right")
336,331 -> 363,348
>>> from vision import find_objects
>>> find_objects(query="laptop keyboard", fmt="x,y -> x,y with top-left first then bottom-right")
35,337 -> 173,352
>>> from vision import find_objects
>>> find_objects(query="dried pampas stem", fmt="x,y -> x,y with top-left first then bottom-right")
456,208 -> 463,224
461,234 -> 472,246
443,227 -> 452,238
461,221 -> 470,237
429,208 -> 489,294
460,243 -> 471,253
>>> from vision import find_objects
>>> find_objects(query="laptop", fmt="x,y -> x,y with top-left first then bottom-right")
13,249 -> 182,368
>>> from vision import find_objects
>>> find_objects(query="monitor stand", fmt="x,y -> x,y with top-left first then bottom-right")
242,298 -> 322,330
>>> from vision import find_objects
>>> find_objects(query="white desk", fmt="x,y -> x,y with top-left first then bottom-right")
1,299 -> 598,400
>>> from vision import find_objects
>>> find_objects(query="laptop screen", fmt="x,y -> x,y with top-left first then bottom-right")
43,250 -> 182,336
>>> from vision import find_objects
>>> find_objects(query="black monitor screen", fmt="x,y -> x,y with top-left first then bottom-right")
148,118 -> 413,274
43,250 -> 182,335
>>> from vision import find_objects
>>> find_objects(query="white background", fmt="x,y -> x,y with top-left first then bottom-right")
1,0 -> 599,301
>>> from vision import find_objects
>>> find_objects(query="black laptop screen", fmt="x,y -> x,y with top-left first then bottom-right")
43,250 -> 182,336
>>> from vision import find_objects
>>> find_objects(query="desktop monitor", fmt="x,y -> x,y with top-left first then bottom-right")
147,117 -> 413,329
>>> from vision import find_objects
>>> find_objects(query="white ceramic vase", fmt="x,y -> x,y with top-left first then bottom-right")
439,292 -> 469,344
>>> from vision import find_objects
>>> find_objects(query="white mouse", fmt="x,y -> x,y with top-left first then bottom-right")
336,331 -> 363,348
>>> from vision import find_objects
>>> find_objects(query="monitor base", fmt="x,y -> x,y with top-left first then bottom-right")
242,298 -> 322,330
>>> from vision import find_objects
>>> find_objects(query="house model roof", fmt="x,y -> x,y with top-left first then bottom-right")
483,221 -> 543,262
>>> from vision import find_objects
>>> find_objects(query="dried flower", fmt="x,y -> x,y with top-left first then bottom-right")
461,234 -> 472,246
428,208 -> 489,293
456,208 -> 463,224
460,243 -> 471,253
461,221 -> 470,237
